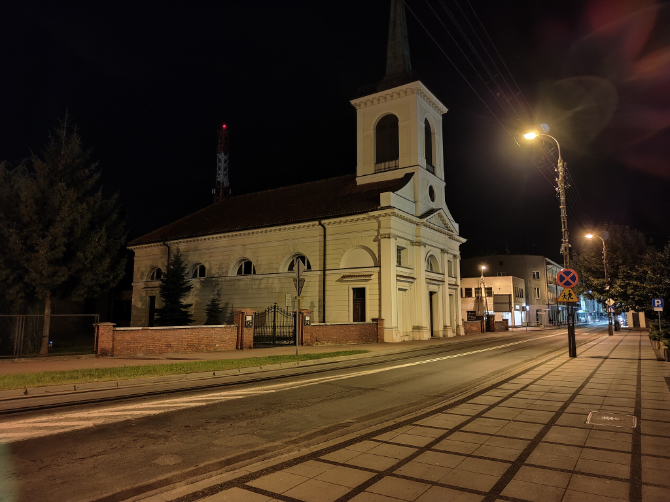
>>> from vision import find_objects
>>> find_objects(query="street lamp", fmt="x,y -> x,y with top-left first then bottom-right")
585,233 -> 613,336
524,130 -> 576,357
480,266 -> 490,331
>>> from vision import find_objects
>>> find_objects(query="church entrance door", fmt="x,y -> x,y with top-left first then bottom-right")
253,303 -> 296,347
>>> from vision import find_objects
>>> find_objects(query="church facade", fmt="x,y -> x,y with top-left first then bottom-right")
128,0 -> 466,341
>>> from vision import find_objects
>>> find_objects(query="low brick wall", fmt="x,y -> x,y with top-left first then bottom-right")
494,320 -> 509,332
110,325 -> 238,356
463,321 -> 482,335
300,312 -> 384,346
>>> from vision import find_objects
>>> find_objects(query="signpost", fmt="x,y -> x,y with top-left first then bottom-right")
293,258 -> 307,355
653,298 -> 664,334
557,269 -> 579,356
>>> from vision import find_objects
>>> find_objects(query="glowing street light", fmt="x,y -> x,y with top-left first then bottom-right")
523,129 -> 576,357
585,233 -> 613,336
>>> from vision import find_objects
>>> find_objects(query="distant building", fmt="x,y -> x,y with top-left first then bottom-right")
460,275 -> 526,326
461,255 -> 565,327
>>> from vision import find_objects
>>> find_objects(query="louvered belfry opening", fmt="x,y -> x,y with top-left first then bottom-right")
375,114 -> 400,172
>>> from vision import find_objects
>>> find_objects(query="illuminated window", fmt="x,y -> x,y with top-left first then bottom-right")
191,264 -> 206,278
237,260 -> 256,275
149,268 -> 162,281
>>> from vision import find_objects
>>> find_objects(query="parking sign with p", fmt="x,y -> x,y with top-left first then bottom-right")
653,298 -> 664,311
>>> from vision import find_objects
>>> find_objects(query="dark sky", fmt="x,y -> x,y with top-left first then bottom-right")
2,0 -> 669,263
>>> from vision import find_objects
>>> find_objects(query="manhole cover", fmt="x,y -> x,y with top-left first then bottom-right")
586,411 -> 637,428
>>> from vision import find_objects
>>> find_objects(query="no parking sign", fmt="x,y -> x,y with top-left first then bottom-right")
557,269 -> 579,288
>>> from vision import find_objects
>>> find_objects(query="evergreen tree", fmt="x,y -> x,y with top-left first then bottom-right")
155,248 -> 193,326
0,116 -> 126,354
204,290 -> 223,325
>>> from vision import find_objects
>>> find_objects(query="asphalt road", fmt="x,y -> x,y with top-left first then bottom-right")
0,326 -> 609,502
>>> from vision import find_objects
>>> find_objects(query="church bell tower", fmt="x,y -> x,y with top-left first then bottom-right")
351,0 -> 449,218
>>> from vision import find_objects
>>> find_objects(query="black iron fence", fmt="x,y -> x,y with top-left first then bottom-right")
0,314 -> 99,357
253,303 -> 295,347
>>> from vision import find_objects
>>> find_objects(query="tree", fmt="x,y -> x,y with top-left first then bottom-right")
0,117 -> 126,354
572,223 -> 652,313
204,290 -> 223,325
155,248 -> 194,326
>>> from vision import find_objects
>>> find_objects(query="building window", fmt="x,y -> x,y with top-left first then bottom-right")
424,118 -> 434,173
548,291 -> 555,301
396,247 -> 405,267
428,185 -> 435,202
486,287 -> 493,297
237,260 -> 256,275
191,264 -> 206,278
463,288 -> 473,298
426,255 -> 439,273
534,287 -> 541,299
352,287 -> 366,322
497,272 -> 506,276
475,288 -> 482,298
532,271 -> 540,280
375,114 -> 399,169
149,268 -> 162,281
288,255 -> 311,272
448,260 -> 454,277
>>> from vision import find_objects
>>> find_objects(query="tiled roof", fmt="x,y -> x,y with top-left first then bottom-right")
129,173 -> 414,246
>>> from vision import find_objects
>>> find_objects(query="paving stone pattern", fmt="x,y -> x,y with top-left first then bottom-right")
189,332 -> 669,502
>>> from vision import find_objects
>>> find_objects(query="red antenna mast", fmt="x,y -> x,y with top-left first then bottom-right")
214,124 -> 230,203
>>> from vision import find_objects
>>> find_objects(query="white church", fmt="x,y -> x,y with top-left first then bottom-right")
128,0 -> 466,341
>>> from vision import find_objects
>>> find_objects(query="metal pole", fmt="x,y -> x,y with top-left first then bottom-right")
600,236 -> 613,336
556,149 -> 576,357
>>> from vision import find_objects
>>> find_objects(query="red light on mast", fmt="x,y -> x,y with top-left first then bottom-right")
222,124 -> 227,129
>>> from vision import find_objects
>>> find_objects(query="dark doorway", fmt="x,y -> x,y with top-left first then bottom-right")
375,114 -> 399,164
632,312 -> 640,328
429,291 -> 436,337
148,296 -> 156,327
353,288 -> 366,322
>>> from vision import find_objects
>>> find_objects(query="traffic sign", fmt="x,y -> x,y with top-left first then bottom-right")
653,298 -> 664,311
606,298 -> 615,306
293,278 -> 305,296
285,293 -> 292,308
608,307 -> 615,313
557,269 -> 579,288
558,288 -> 579,302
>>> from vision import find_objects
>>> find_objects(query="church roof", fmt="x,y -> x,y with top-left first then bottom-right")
129,173 -> 414,246
378,0 -> 414,92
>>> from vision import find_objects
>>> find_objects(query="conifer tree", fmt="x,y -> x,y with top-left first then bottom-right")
204,290 -> 223,325
0,116 -> 126,354
155,248 -> 194,326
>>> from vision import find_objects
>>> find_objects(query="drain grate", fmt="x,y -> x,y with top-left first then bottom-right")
586,411 -> 637,428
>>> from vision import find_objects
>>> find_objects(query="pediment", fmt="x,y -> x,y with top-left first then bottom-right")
421,209 -> 456,233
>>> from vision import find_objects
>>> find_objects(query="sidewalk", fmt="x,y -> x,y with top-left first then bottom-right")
0,328 -> 560,376
140,329 -> 670,502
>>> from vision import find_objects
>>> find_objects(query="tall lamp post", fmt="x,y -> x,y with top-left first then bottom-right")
585,233 -> 613,336
480,266 -> 490,331
523,131 -> 576,357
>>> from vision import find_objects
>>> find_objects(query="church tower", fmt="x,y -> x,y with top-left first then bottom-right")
351,0 -> 450,220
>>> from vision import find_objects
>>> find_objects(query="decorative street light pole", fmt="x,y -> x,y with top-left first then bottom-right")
523,131 -> 576,357
586,233 -> 613,336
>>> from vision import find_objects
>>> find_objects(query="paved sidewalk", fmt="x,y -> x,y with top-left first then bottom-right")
143,330 -> 669,502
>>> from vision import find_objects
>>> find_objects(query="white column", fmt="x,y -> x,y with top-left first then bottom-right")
412,243 -> 429,340
380,234 -> 397,342
455,254 -> 464,335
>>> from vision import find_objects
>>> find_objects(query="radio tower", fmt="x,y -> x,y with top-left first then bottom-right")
214,124 -> 230,203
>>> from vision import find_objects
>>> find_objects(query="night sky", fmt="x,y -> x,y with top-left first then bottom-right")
2,0 -> 669,263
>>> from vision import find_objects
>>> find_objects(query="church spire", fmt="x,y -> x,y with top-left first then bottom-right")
378,0 -> 414,92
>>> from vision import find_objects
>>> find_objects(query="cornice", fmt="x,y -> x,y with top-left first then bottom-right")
351,83 -> 448,115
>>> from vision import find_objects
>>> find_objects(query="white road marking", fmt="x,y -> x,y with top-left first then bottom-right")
0,330 -> 601,444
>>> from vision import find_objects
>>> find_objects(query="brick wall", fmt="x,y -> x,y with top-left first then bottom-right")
301,315 -> 384,346
97,325 -> 238,356
463,321 -> 482,335
494,320 -> 509,332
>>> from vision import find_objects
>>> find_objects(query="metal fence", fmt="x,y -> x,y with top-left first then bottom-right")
0,314 -> 99,357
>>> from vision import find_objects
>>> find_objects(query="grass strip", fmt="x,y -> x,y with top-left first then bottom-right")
0,350 -> 370,391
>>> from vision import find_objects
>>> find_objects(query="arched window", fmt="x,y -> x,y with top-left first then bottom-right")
426,255 -> 440,273
288,255 -> 311,272
191,264 -> 206,278
424,118 -> 434,173
237,260 -> 256,275
375,114 -> 399,170
149,268 -> 162,281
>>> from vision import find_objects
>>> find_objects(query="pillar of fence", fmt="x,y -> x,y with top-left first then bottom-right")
233,309 -> 255,350
95,323 -> 116,356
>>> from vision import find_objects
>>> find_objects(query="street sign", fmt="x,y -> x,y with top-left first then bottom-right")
608,307 -> 615,313
294,258 -> 306,278
653,298 -> 664,311
293,278 -> 305,296
558,288 -> 579,302
285,293 -> 292,308
557,269 -> 579,288
606,299 -> 615,306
